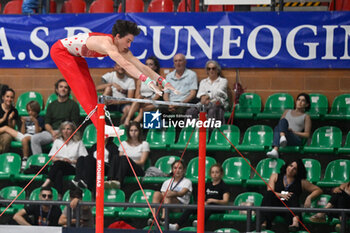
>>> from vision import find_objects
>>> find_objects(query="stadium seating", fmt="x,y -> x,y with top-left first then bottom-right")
118,189 -> 154,219
0,153 -> 21,180
317,159 -> 350,187
223,192 -> 263,221
222,157 -> 251,186
16,153 -> 50,182
15,91 -> 44,116
148,0 -> 174,12
325,94 -> 350,120
89,0 -> 114,13
207,5 -> 235,12
215,228 -> 239,233
0,186 -> 26,215
233,93 -> 262,119
303,126 -> 342,154
303,194 -> 331,224
236,125 -> 273,152
302,158 -> 321,184
186,156 -> 217,183
29,187 -> 59,200
118,0 -> 144,12
92,188 -> 125,217
3,0 -> 23,14
82,124 -> 97,149
177,0 -> 200,12
142,155 -> 179,184
146,126 -> 176,150
112,125 -> 127,146
179,226 -> 197,231
338,131 -> 350,154
207,124 -> 240,151
246,158 -> 285,186
170,126 -> 208,150
257,93 -> 294,119
308,93 -> 329,120
61,0 -> 86,13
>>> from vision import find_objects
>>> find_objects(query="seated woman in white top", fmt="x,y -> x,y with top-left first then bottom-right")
41,121 -> 88,198
267,93 -> 312,158
151,160 -> 193,224
106,121 -> 150,188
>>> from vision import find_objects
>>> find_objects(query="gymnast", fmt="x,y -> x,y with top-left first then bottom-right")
50,19 -> 177,135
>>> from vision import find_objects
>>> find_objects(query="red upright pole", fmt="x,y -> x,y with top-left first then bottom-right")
197,110 -> 206,233
96,103 -> 105,233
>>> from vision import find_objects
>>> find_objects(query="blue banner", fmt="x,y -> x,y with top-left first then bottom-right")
0,12 -> 349,68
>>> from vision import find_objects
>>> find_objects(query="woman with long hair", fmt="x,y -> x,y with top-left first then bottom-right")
106,121 -> 150,188
41,121 -> 88,198
260,159 -> 322,231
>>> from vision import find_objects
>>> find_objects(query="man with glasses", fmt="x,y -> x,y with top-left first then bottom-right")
13,187 -> 61,226
163,53 -> 198,114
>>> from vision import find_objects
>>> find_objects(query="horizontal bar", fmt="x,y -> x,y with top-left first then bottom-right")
101,96 -> 201,108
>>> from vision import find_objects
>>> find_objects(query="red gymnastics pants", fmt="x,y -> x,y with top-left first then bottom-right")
50,41 -> 98,127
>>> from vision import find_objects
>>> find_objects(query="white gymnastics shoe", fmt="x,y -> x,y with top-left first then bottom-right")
105,125 -> 124,137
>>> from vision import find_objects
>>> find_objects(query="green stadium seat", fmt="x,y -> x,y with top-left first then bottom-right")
207,125 -> 240,152
278,138 -> 306,154
215,228 -> 240,232
29,187 -> 59,201
16,91 -> 44,116
112,124 -> 127,146
303,194 -> 331,224
317,159 -> 350,187
251,230 -> 275,233
234,93 -> 262,119
170,126 -> 208,151
16,153 -> 50,182
143,225 -> 165,230
92,188 -> 125,217
302,158 -> 321,184
223,192 -> 263,221
143,155 -> 179,184
118,189 -> 154,219
246,158 -> 285,186
338,131 -> 350,154
82,124 -> 97,149
236,125 -> 273,152
222,157 -> 251,186
325,94 -> 350,120
308,93 -> 328,120
186,156 -> 217,184
61,188 -> 92,211
303,126 -> 342,154
257,93 -> 294,119
0,153 -> 21,180
179,226 -> 197,232
146,126 -> 176,150
0,186 -> 26,215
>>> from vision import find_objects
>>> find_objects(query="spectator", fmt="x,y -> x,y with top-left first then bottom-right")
124,56 -> 161,126
106,121 -> 150,189
163,53 -> 198,114
31,79 -> 80,155
310,181 -> 350,232
0,100 -> 44,168
59,187 -> 93,227
186,60 -> 228,124
0,88 -> 18,153
150,160 -> 193,225
96,62 -> 136,123
169,163 -> 229,230
260,159 -> 322,231
41,121 -> 88,199
13,187 -> 61,226
22,0 -> 46,14
73,137 -> 117,192
267,93 -> 311,158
